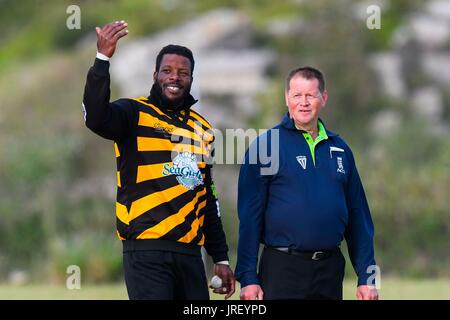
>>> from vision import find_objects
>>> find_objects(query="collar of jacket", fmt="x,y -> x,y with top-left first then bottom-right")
280,112 -> 337,137
147,83 -> 198,113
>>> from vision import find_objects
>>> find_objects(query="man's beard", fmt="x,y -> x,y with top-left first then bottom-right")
153,81 -> 191,109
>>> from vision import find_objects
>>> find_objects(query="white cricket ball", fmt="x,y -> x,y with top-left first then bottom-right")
210,275 -> 223,289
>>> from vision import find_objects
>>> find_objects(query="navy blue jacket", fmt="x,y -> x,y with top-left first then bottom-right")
235,114 -> 375,287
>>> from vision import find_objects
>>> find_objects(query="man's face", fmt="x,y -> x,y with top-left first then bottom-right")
153,53 -> 193,106
285,75 -> 328,130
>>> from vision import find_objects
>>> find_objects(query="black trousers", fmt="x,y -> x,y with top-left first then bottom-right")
123,250 -> 209,300
259,246 -> 345,300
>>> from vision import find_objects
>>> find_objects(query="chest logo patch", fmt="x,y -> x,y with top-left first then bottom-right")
296,155 -> 307,170
162,152 -> 203,190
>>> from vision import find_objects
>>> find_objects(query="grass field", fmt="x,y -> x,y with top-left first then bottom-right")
0,278 -> 449,300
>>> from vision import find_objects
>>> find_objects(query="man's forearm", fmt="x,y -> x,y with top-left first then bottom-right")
82,58 -> 112,131
202,196 -> 229,263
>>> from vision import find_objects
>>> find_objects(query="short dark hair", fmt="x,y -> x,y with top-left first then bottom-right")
285,66 -> 325,93
155,44 -> 195,75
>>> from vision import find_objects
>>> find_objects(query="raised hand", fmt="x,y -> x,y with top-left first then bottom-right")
95,20 -> 129,58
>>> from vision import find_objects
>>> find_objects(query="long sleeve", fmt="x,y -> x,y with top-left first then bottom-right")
344,149 -> 376,286
235,143 -> 270,287
82,58 -> 137,141
201,165 -> 229,263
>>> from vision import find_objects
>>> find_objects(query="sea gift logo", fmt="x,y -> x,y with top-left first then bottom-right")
163,152 -> 203,190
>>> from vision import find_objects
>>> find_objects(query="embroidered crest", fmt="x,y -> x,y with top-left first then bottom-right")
296,156 -> 307,170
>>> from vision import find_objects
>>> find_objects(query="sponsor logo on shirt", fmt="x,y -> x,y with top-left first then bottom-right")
162,152 -> 203,190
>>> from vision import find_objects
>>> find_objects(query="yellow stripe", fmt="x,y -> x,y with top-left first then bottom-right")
177,200 -> 207,243
137,137 -> 208,155
197,215 -> 206,245
190,111 -> 212,129
129,184 -> 189,222
198,214 -> 205,227
199,234 -> 205,246
114,143 -> 120,157
133,97 -> 213,142
137,162 -> 206,183
136,163 -> 167,183
117,171 -> 121,187
133,98 -> 167,117
138,112 -> 203,144
137,188 -> 207,239
116,230 -> 126,240
116,202 -> 129,225
186,119 -> 214,142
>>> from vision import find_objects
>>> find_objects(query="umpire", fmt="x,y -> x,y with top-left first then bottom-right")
235,67 -> 379,300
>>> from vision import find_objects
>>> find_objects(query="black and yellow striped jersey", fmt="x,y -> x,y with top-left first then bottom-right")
82,58 -> 229,262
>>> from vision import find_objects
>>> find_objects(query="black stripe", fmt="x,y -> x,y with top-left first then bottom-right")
134,99 -> 211,141
116,218 -> 129,239
160,209 -> 198,242
189,110 -> 211,128
197,192 -> 208,204
171,136 -> 203,148
188,114 -> 214,133
196,199 -> 207,218
190,228 -> 204,245
160,193 -> 207,241
132,175 -> 180,201
128,188 -> 199,238
136,126 -> 172,139
137,126 -> 203,148
189,194 -> 208,244
137,116 -> 197,135
137,121 -> 199,139
137,151 -> 173,165
137,102 -> 213,144
116,190 -> 128,206
171,132 -> 203,148
136,102 -> 174,123
137,151 -> 209,166
115,136 -> 138,195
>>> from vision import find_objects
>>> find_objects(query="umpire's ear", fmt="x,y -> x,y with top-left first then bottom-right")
320,89 -> 328,107
284,88 -> 289,107
153,71 -> 157,82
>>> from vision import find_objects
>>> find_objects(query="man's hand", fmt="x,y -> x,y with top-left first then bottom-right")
356,285 -> 379,300
240,284 -> 264,300
209,264 -> 235,299
96,21 -> 129,58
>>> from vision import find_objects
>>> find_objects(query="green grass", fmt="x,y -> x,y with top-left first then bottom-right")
0,283 -> 128,300
0,278 -> 449,300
